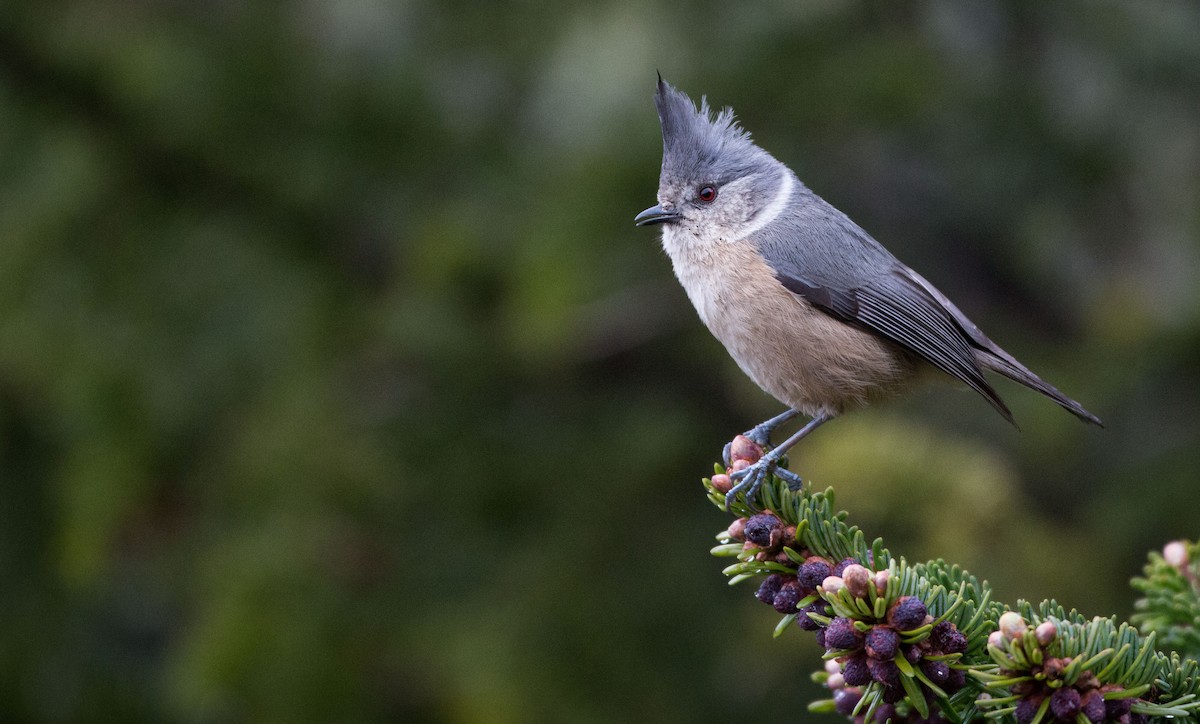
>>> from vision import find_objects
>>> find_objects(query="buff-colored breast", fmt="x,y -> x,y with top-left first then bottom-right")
663,235 -> 919,416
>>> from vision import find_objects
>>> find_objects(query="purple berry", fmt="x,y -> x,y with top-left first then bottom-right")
943,629 -> 968,654
796,602 -> 826,631
930,620 -> 953,641
1081,691 -> 1106,723
930,621 -> 968,654
887,596 -> 928,631
755,574 -> 786,605
824,617 -> 863,650
1015,695 -> 1043,724
1050,687 -> 1081,720
833,688 -> 860,716
865,626 -> 899,660
920,659 -> 951,685
842,655 -> 871,686
872,704 -> 896,722
867,658 -> 899,688
814,627 -> 826,648
798,557 -> 832,590
772,579 -> 803,614
905,643 -> 923,663
945,667 -> 966,693
743,513 -> 783,548
1106,695 -> 1132,718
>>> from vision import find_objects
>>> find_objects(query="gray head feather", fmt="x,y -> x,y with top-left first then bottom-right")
654,78 -> 774,183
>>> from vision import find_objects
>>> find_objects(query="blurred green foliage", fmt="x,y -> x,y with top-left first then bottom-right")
0,1 -> 1198,721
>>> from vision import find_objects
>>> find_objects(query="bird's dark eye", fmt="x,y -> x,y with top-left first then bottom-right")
697,185 -> 718,203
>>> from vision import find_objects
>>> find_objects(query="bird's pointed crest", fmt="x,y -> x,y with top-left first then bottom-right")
653,77 -> 764,180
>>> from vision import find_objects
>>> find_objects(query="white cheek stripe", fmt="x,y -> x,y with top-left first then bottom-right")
734,169 -> 794,242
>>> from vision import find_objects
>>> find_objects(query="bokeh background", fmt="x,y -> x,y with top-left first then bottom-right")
1,1 -> 1198,721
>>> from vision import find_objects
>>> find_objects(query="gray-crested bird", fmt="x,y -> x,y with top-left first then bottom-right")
634,77 -> 1102,510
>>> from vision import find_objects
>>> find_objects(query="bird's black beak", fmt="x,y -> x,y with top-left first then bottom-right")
634,204 -> 680,227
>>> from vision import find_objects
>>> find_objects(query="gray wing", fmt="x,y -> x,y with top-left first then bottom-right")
748,189 -> 1014,422
775,267 -> 1015,424
750,184 -> 1100,426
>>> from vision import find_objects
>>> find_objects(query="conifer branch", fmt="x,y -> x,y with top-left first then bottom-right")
704,435 -> 1200,723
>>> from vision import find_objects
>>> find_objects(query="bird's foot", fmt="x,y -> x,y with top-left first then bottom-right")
721,411 -> 831,511
723,450 -> 803,511
722,409 -> 801,467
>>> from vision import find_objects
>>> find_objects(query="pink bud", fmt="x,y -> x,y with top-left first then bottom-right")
710,474 -> 732,494
998,611 -> 1026,641
1035,621 -> 1057,646
988,631 -> 1004,649
873,569 -> 890,595
820,575 -> 846,596
728,435 -> 764,464
842,564 -> 871,598
1165,541 -> 1189,569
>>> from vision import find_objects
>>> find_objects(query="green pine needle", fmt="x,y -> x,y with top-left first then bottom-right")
707,461 -> 1200,720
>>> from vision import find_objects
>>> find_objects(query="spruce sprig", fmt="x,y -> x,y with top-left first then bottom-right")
703,435 -> 1200,722
1132,541 -> 1200,660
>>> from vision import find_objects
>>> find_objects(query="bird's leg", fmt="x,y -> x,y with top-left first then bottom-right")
722,408 -> 801,467
743,408 -> 801,447
725,411 -> 833,511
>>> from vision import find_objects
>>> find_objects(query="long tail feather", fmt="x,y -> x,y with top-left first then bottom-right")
977,351 -> 1103,427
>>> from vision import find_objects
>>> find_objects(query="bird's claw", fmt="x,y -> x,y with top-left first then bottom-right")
724,455 -> 803,511
724,462 -> 767,512
774,464 -> 804,491
722,410 -> 818,510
